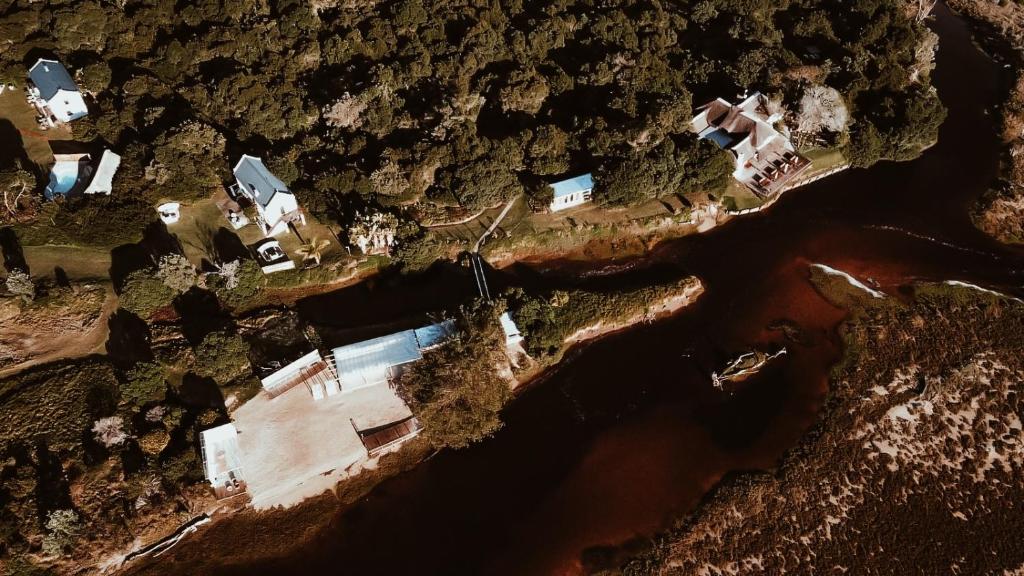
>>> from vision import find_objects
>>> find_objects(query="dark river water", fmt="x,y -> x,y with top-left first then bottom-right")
194,5 -> 1024,576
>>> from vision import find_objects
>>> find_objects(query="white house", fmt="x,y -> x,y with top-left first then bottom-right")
230,155 -> 305,237
199,423 -> 246,500
549,173 -> 594,212
27,59 -> 88,126
691,92 -> 810,197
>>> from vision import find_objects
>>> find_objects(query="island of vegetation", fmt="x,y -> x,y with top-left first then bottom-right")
0,0 -> 952,573
616,275 -> 1024,576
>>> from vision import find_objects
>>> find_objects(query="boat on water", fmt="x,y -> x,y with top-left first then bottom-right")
711,347 -> 787,389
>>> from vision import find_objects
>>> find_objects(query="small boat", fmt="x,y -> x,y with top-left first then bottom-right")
711,347 -> 787,389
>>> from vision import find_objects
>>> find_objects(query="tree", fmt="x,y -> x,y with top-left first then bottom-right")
324,91 -> 368,129
91,417 -> 128,448
119,269 -> 176,318
396,304 -> 510,449
41,509 -> 80,558
207,259 -> 263,309
156,253 -> 196,293
4,269 -> 34,302
194,330 -> 249,384
796,85 -> 850,135
295,237 -> 332,267
120,362 -> 167,409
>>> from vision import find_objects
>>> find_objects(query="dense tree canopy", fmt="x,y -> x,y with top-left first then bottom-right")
0,0 -> 944,245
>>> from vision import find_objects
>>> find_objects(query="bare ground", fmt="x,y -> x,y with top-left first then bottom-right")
0,284 -> 115,376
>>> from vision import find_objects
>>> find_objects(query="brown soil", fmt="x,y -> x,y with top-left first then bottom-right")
622,284 -> 1024,575
0,284 -> 115,376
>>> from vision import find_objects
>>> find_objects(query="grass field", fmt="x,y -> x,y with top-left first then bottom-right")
0,87 -> 71,169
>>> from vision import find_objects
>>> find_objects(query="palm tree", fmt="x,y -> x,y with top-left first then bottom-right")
295,237 -> 330,268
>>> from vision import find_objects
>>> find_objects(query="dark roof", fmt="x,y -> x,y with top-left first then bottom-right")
29,59 -> 78,101
233,155 -> 290,208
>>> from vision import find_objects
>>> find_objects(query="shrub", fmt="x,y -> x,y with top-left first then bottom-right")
119,269 -> 176,318
41,509 -> 79,558
120,362 -> 168,409
396,304 -> 510,449
4,269 -> 34,302
194,330 -> 249,384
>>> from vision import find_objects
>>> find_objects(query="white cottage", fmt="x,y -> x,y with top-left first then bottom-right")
199,423 -> 246,499
692,92 -> 810,197
230,155 -> 305,237
28,59 -> 88,126
549,173 -> 594,212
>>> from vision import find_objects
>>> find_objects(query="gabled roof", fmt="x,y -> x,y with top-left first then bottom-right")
29,59 -> 79,101
549,173 -> 594,198
233,155 -> 290,208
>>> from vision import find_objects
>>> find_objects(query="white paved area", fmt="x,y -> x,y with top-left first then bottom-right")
232,382 -> 413,509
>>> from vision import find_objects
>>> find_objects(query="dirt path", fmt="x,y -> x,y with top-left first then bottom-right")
0,286 -> 117,379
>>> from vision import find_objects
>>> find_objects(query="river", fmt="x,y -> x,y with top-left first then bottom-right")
197,5 -> 1023,575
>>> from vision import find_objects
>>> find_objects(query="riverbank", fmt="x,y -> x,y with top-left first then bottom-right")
512,277 -> 705,390
620,280 -> 1024,575
949,0 -> 1024,244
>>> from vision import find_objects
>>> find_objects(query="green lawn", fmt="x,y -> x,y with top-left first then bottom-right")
0,88 -> 72,169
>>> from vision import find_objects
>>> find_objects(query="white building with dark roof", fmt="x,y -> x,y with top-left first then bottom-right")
692,92 -> 810,197
230,155 -> 305,237
27,59 -> 88,126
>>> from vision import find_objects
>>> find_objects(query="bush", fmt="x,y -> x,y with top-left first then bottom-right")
120,362 -> 168,409
193,330 -> 249,384
396,304 -> 510,449
119,269 -> 176,318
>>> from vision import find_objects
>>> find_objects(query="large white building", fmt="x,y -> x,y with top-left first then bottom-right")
692,92 -> 810,197
231,155 -> 305,237
28,59 -> 88,126
328,320 -> 456,393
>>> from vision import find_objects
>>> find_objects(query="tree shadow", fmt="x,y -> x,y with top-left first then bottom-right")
174,286 -> 229,346
109,220 -> 186,289
0,227 -> 28,273
105,309 -> 154,369
178,373 -> 225,409
0,118 -> 35,175
33,439 -> 72,522
212,226 -> 252,264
